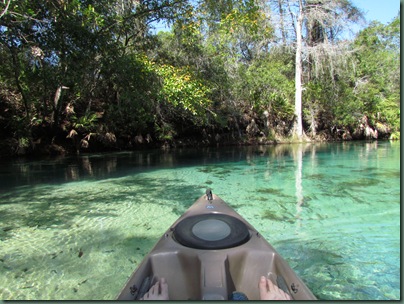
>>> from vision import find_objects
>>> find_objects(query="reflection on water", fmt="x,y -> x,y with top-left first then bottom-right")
0,141 -> 400,300
1,142 -> 386,189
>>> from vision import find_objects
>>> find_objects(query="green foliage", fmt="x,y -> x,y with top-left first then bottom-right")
17,137 -> 30,150
154,122 -> 177,141
0,0 -> 400,156
389,132 -> 400,141
375,97 -> 400,132
155,63 -> 212,117
352,17 -> 400,132
102,53 -> 159,136
215,0 -> 273,48
72,113 -> 98,132
245,51 -> 295,117
103,51 -> 212,142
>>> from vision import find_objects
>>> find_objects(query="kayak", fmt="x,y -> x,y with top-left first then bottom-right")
117,189 -> 317,300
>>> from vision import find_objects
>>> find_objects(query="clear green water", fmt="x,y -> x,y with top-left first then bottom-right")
0,141 -> 400,300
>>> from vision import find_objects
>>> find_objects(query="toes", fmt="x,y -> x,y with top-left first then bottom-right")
160,278 -> 168,293
267,278 -> 277,292
151,282 -> 159,295
259,276 -> 267,288
259,276 -> 268,299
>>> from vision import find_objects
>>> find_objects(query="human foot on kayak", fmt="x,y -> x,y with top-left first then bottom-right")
140,278 -> 169,300
259,275 -> 292,300
141,276 -> 291,300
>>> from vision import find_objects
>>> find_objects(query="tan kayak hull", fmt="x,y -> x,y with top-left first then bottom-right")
117,192 -> 317,300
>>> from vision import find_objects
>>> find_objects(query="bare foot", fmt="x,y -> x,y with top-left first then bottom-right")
259,276 -> 292,300
140,278 -> 169,300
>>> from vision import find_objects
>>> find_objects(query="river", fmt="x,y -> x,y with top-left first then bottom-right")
0,141 -> 400,300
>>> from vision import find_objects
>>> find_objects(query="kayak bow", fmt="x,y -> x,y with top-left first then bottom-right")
117,189 -> 316,300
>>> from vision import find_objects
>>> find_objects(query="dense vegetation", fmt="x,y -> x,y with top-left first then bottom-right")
0,0 -> 400,157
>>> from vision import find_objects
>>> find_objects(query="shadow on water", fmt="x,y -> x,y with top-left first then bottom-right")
0,175 -> 202,242
0,148 -> 250,191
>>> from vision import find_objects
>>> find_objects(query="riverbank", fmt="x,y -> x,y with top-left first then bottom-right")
0,128 -> 397,160
1,109 -> 398,159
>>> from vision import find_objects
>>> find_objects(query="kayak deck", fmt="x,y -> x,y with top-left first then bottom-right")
117,191 -> 316,300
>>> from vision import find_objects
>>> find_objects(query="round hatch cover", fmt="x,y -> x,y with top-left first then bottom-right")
173,214 -> 250,249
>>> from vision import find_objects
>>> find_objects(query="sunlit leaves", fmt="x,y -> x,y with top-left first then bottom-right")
202,0 -> 273,62
352,17 -> 400,133
156,64 -> 211,115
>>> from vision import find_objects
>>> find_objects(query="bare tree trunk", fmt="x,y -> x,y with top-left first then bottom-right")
51,86 -> 69,126
294,0 -> 304,139
278,0 -> 286,44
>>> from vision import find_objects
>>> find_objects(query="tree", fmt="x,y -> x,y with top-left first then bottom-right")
244,49 -> 295,139
273,0 -> 363,139
194,0 -> 274,139
294,0 -> 304,139
0,0 -> 197,154
351,16 -> 400,139
0,0 -> 399,156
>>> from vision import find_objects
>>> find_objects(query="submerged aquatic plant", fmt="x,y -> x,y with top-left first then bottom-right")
262,210 -> 294,223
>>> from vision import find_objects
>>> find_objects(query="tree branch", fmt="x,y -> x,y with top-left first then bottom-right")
0,0 -> 12,19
